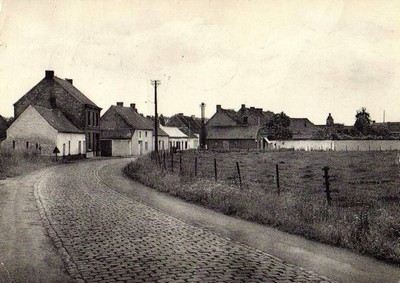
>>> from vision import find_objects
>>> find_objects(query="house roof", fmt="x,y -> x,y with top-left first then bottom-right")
0,115 -> 7,139
112,105 -> 154,130
153,126 -> 169,137
14,76 -> 100,110
101,129 -> 133,139
207,126 -> 261,140
177,126 -> 198,139
33,106 -> 83,134
54,77 -> 100,109
166,114 -> 202,134
160,125 -> 187,138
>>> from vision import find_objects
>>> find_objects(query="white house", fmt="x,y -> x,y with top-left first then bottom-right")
100,102 -> 155,156
3,105 -> 86,156
160,125 -> 193,150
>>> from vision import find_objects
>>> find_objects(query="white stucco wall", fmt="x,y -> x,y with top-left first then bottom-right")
4,106 -> 58,155
155,136 -> 169,151
270,139 -> 400,151
57,133 -> 86,156
111,140 -> 131,156
271,140 -> 334,151
132,129 -> 153,155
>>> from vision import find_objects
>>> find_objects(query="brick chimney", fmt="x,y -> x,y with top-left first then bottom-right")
130,103 -> 137,112
216,105 -> 221,112
45,70 -> 54,79
65,78 -> 73,85
241,104 -> 246,110
116,102 -> 124,106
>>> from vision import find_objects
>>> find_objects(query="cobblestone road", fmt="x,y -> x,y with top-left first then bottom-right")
36,159 -> 335,282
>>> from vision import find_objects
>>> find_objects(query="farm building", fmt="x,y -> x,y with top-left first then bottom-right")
0,115 -> 8,141
100,102 -> 156,156
207,126 -> 262,150
4,105 -> 85,156
13,70 -> 101,157
160,125 -> 192,151
206,104 -> 268,150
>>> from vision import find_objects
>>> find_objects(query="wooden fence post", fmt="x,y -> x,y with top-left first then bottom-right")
323,166 -> 331,206
236,161 -> 242,188
276,164 -> 280,195
214,158 -> 217,182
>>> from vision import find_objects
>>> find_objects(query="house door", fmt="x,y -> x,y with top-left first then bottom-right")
138,141 -> 143,155
100,140 -> 112,157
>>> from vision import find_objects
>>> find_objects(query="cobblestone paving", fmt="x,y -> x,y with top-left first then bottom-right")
36,160 -> 336,282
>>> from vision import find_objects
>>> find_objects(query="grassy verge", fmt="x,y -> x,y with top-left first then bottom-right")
0,149 -> 60,179
125,150 -> 400,265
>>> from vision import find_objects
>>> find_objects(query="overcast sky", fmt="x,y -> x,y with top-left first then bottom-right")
1,0 -> 399,125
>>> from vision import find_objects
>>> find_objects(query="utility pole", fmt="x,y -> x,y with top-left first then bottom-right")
151,80 -> 161,153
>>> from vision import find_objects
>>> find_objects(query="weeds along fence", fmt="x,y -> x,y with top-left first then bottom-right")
143,150 -> 400,263
150,150 -> 400,210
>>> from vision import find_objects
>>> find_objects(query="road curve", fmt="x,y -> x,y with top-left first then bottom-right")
35,158 -> 336,282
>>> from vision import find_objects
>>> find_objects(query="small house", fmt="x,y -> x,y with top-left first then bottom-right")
100,103 -> 154,156
4,105 -> 85,156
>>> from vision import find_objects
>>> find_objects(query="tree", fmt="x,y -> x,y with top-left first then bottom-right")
354,107 -> 371,135
266,112 -> 293,140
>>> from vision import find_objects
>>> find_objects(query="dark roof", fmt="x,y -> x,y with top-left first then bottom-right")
101,129 -> 133,139
154,126 -> 169,137
14,76 -> 100,110
54,77 -> 100,108
207,126 -> 260,140
113,106 -> 154,130
177,126 -> 198,139
0,115 -> 7,140
166,114 -> 202,134
288,118 -> 323,139
34,106 -> 83,134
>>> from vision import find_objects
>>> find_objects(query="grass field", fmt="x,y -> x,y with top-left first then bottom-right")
125,150 -> 400,264
0,149 -> 58,179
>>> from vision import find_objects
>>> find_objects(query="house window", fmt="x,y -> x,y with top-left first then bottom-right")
12,140 -> 15,150
145,131 -> 147,137
78,141 -> 82,155
139,131 -> 141,138
145,142 -> 148,150
68,141 -> 71,155
92,112 -> 95,127
26,142 -> 29,149
63,143 -> 66,156
96,113 -> 99,127
87,111 -> 91,126
185,141 -> 188,149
